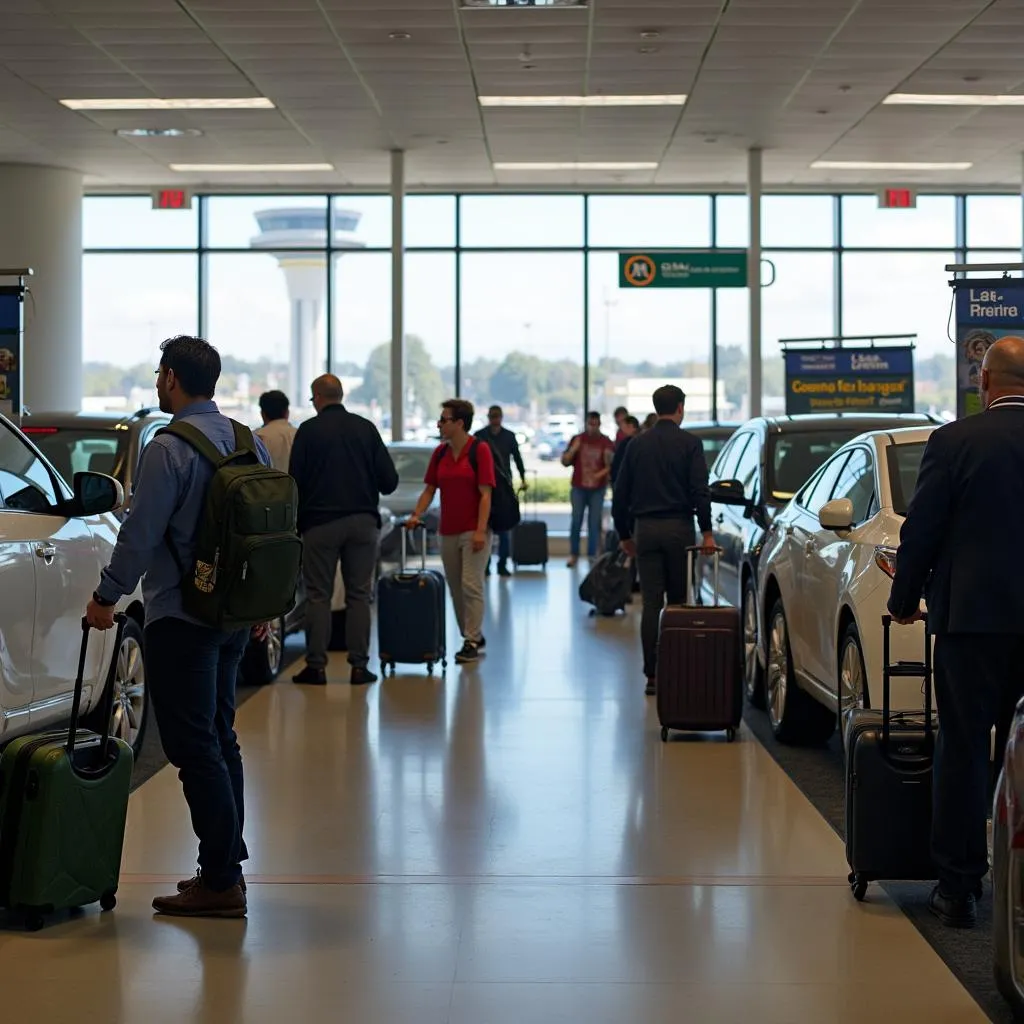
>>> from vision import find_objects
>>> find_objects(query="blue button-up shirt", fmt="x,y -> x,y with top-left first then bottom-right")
96,400 -> 270,628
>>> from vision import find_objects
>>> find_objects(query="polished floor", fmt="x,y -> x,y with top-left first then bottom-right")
1,569 -> 988,1022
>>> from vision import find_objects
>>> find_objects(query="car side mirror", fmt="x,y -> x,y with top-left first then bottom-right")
68,472 -> 124,518
818,497 -> 854,533
710,479 -> 749,507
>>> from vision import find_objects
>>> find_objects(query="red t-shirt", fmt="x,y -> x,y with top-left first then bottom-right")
568,432 -> 615,490
425,438 -> 497,536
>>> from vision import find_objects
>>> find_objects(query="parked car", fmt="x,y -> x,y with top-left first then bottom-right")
704,412 -> 939,711
994,700 -> 1024,1017
0,412 -> 148,758
683,420 -> 741,469
383,441 -> 441,556
753,426 -> 936,744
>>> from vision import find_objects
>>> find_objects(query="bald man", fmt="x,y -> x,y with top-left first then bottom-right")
289,374 -> 398,686
889,335 -> 1024,929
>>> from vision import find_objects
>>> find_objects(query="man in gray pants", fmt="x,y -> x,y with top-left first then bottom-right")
289,374 -> 399,686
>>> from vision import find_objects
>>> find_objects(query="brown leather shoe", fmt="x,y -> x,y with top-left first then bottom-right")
178,871 -> 246,894
154,882 -> 246,919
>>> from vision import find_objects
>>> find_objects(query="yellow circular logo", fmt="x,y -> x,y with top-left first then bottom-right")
624,254 -> 656,287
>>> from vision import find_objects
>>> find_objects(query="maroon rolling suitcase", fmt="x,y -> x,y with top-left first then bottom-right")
656,547 -> 743,743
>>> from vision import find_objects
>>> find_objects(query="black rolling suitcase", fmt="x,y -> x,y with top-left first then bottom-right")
845,614 -> 936,901
512,471 -> 548,569
377,524 -> 447,676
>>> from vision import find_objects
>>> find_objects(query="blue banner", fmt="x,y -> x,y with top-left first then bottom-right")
954,279 -> 1024,417
784,347 -> 915,414
0,288 -> 23,417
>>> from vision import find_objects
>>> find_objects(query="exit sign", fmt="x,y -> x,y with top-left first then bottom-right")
152,188 -> 193,210
878,188 -> 916,209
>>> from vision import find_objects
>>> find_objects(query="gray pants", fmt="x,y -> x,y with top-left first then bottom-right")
439,531 -> 491,643
302,514 -> 379,670
634,517 -> 696,679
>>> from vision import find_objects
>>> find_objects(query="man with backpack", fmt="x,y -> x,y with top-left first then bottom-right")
474,405 -> 527,576
86,335 -> 297,919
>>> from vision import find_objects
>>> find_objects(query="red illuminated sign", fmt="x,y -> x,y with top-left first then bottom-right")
153,189 -> 192,210
879,188 -> 916,209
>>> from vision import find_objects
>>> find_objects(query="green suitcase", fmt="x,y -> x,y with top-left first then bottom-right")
0,617 -> 134,930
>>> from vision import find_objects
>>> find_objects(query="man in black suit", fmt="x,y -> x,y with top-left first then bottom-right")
889,335 -> 1024,929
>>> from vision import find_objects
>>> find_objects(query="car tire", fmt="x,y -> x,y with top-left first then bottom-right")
992,772 -> 1024,1015
765,599 -> 836,746
240,616 -> 285,685
837,621 -> 868,753
85,615 -> 148,760
743,578 -> 765,709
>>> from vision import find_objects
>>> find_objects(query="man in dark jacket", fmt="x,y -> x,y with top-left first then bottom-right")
290,374 -> 398,686
474,405 -> 526,576
889,335 -> 1024,929
613,385 -> 715,695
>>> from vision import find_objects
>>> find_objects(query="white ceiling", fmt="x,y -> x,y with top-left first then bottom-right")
1,0 -> 1023,190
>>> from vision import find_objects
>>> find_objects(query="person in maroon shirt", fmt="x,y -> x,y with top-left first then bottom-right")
561,411 -> 615,567
613,406 -> 629,445
407,399 -> 496,664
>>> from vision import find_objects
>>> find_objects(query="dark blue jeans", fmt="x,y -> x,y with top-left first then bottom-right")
570,487 -> 605,557
497,530 -> 511,562
145,616 -> 249,892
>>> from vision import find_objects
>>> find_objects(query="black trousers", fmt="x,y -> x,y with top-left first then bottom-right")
145,617 -> 250,891
932,632 -> 1024,897
634,518 -> 695,679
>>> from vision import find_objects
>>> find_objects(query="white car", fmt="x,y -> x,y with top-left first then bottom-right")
0,413 -> 147,757
755,426 -> 936,745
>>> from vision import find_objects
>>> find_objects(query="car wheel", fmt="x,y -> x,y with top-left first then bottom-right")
766,600 -> 835,746
837,622 -> 868,752
992,770 -> 1024,1015
241,617 -> 285,685
86,616 -> 148,759
743,579 -> 765,708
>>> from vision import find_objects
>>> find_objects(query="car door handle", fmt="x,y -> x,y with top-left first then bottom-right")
783,525 -> 794,537
804,541 -> 816,554
34,543 -> 56,563
715,513 -> 724,525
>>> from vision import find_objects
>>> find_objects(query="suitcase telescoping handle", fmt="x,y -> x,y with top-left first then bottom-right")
685,545 -> 724,607
72,614 -> 127,756
880,613 -> 932,749
400,518 -> 428,574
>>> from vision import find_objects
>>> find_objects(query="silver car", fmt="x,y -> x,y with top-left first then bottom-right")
994,698 -> 1024,1016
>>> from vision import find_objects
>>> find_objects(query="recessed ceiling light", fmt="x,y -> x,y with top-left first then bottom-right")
639,29 -> 661,39
61,97 -> 274,110
462,1 -> 587,7
170,163 -> 334,172
480,94 -> 685,107
811,160 -> 972,170
389,31 -> 411,40
494,161 -> 658,171
115,127 -> 203,138
884,93 -> 1024,106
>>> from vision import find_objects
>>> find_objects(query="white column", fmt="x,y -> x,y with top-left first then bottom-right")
391,150 -> 405,442
748,148 -> 763,418
0,165 -> 83,412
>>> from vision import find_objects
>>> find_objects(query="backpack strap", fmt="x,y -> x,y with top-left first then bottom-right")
230,420 -> 261,461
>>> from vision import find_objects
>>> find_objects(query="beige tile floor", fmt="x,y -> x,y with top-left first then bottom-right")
1,571 -> 988,1022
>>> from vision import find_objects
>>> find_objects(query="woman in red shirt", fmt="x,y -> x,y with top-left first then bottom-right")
407,399 -> 496,664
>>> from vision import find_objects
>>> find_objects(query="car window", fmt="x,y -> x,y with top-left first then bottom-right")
389,447 -> 434,482
732,433 -> 761,493
0,423 -> 60,513
829,447 -> 875,524
23,428 -> 124,486
887,441 -> 928,516
712,432 -> 749,482
700,434 -> 731,470
769,429 -> 863,501
797,452 -> 850,516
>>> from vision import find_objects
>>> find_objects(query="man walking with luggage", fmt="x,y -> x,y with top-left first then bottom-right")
562,411 -> 615,568
475,405 -> 526,577
889,335 -> 1024,929
612,385 -> 714,696
85,335 -> 270,919
255,389 -> 297,472
290,374 -> 398,687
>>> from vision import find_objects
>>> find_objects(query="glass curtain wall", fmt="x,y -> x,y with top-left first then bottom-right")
84,191 -> 1006,508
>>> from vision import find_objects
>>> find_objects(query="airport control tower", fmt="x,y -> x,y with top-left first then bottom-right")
250,207 -> 365,406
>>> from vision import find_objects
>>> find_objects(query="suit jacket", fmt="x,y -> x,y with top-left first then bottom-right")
888,399 -> 1024,634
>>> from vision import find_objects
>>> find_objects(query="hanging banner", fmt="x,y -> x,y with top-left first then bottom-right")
619,251 -> 748,288
953,278 -> 1024,418
784,347 -> 915,415
0,287 -> 23,418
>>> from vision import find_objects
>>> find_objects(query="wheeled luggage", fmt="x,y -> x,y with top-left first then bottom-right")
579,551 -> 632,616
377,523 -> 447,676
656,548 -> 742,743
845,614 -> 935,901
0,617 -> 134,931
512,471 -> 548,568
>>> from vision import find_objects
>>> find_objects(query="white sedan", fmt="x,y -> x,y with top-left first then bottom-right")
755,426 -> 936,745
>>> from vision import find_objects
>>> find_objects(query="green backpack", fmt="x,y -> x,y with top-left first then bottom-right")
158,420 -> 303,631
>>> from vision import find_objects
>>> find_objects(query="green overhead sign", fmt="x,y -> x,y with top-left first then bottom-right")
619,250 -> 748,289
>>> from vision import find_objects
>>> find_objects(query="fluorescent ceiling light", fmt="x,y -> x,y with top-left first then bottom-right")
116,128 -> 203,138
811,160 -> 972,170
61,97 -> 274,110
884,93 -> 1024,106
170,163 -> 333,172
494,161 -> 658,171
480,94 -> 685,107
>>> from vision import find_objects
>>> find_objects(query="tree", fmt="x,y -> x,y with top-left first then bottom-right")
351,335 -> 444,417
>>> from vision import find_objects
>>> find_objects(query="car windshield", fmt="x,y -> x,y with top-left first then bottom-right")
768,429 -> 866,501
21,427 -> 126,487
887,442 -> 927,516
390,447 -> 434,482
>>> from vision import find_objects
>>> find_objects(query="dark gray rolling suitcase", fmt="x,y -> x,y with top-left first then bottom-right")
579,551 -> 632,616
845,614 -> 935,901
513,473 -> 548,568
656,548 -> 743,743
377,524 -> 447,676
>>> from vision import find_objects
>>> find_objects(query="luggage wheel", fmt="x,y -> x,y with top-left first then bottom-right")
101,890 -> 117,912
427,663 -> 434,675
726,728 -> 736,743
850,875 -> 868,902
24,912 -> 45,932
660,727 -> 669,743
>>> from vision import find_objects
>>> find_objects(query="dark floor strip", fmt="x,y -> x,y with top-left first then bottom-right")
742,707 -> 1009,1024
